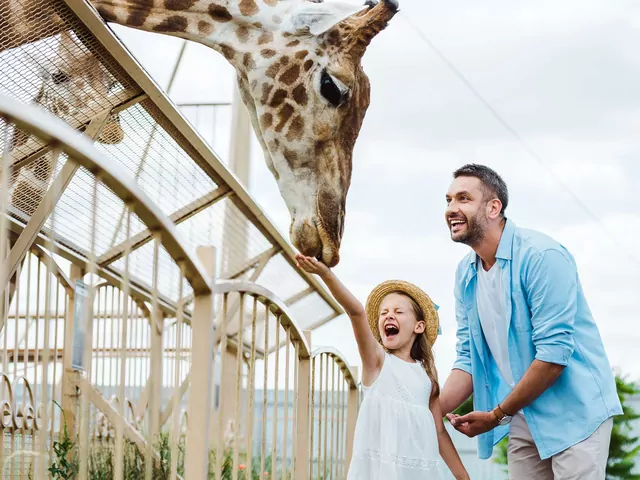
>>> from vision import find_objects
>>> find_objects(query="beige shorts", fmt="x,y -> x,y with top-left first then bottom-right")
507,413 -> 613,480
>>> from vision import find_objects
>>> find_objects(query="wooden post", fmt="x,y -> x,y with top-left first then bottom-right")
345,366 -> 359,474
294,330 -> 312,480
184,246 -> 216,479
217,343 -> 240,445
61,264 -> 84,440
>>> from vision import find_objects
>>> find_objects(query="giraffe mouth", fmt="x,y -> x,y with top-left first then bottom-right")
290,216 -> 340,267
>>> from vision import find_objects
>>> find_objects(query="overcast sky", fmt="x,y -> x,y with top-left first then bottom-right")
113,0 -> 640,383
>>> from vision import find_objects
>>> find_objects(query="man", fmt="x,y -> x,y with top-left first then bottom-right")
438,164 -> 622,479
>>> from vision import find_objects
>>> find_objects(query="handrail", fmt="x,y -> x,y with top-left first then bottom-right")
311,347 -> 359,389
215,280 -> 311,358
0,94 -> 212,295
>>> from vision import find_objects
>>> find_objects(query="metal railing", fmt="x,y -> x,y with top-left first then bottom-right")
1,94 -> 216,479
0,95 -> 361,479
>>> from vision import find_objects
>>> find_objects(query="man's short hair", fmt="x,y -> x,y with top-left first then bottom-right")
453,164 -> 509,217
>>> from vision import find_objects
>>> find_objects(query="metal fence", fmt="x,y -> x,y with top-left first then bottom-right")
0,92 -> 361,479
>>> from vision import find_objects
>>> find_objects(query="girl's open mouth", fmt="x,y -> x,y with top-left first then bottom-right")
384,324 -> 399,338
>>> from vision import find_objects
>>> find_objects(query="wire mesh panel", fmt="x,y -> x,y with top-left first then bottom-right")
0,248 -> 71,479
0,94 -> 215,479
310,350 -> 359,480
0,0 -> 342,333
211,283 -> 314,480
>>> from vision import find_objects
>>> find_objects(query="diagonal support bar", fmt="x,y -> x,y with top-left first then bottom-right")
1,111 -> 111,292
98,185 -> 232,267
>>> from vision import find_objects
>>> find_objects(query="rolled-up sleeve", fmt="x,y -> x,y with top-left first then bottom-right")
452,269 -> 472,374
525,249 -> 577,366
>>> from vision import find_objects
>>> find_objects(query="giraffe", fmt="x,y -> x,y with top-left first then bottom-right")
9,31 -> 125,216
3,0 -> 399,266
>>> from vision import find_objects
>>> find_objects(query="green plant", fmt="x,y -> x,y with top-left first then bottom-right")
452,395 -> 474,417
607,375 -> 640,479
48,402 -> 79,480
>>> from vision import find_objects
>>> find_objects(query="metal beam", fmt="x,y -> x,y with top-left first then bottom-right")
98,185 -> 232,267
221,246 -> 280,280
10,92 -> 147,172
284,287 -> 314,307
6,215 -> 191,322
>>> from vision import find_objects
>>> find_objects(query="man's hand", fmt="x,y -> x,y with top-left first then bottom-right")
446,411 -> 497,438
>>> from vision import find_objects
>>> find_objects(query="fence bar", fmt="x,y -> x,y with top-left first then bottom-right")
184,246 -> 216,479
295,330 -> 311,480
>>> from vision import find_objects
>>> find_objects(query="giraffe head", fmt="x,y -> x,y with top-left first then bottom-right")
232,0 -> 400,266
12,31 -> 125,150
91,0 -> 398,266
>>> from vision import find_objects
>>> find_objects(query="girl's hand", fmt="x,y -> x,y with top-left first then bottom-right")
295,254 -> 330,277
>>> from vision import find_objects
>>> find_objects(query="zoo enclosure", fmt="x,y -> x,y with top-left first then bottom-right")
0,0 -> 361,478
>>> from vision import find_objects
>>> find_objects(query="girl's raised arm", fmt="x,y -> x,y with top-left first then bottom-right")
295,255 -> 383,381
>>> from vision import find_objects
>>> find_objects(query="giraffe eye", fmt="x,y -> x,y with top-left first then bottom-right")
320,70 -> 347,107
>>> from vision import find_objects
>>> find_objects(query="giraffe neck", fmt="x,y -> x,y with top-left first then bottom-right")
92,0 -> 294,64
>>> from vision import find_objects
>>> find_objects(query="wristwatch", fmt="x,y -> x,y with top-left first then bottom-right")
492,404 -> 513,426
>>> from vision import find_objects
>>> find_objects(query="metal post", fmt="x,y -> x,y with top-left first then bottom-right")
184,246 -> 216,479
61,264 -> 85,441
295,330 -> 312,480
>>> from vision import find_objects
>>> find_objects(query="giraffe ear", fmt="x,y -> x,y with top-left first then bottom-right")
287,1 -> 367,36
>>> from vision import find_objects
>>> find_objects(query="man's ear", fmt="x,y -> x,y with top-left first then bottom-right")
287,1 -> 367,36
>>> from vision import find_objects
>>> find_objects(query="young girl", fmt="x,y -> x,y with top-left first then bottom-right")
295,254 -> 469,480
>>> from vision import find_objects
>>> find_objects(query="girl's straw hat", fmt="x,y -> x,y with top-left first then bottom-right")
365,280 -> 440,346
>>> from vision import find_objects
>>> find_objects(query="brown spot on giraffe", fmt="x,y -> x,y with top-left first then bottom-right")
269,89 -> 287,108
286,40 -> 300,47
261,48 -> 276,58
276,104 -> 294,132
209,4 -> 232,22
295,50 -> 309,60
236,25 -> 250,42
260,112 -> 273,130
265,62 -> 280,79
326,29 -> 341,47
261,84 -> 274,104
220,44 -> 236,61
165,0 -> 196,10
279,64 -> 300,86
286,115 -> 305,142
258,31 -> 274,45
153,16 -> 188,33
126,0 -> 153,27
283,148 -> 298,167
253,22 -> 263,28
304,59 -> 313,72
242,52 -> 255,69
270,138 -> 280,150
96,5 -> 118,23
292,84 -> 308,106
198,21 -> 214,35
280,56 -> 290,66
239,0 -> 260,16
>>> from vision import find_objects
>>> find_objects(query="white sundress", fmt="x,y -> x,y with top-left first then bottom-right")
347,352 -> 444,480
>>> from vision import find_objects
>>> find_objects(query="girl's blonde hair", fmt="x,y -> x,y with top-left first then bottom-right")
388,291 -> 440,400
